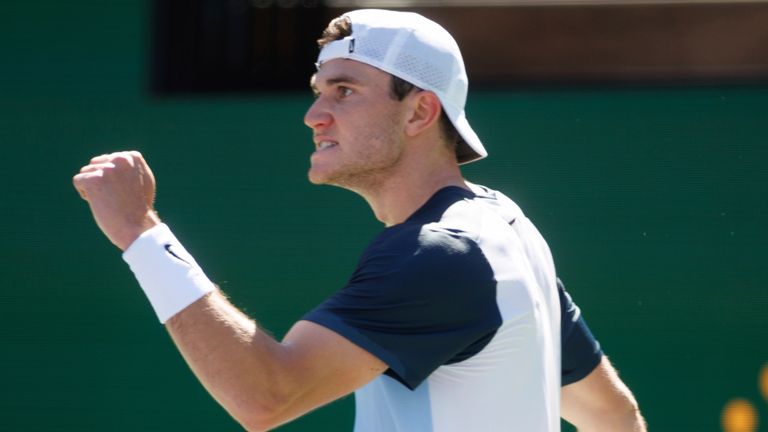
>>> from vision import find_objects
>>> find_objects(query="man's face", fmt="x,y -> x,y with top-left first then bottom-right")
304,59 -> 410,189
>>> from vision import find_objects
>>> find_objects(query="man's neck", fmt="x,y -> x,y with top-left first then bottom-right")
360,157 -> 469,227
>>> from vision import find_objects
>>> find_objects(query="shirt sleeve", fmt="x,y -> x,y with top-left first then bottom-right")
302,225 -> 502,390
558,278 -> 604,386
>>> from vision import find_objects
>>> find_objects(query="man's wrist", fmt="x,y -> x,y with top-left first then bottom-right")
122,223 -> 216,323
117,210 -> 161,251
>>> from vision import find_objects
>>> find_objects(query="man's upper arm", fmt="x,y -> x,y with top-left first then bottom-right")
559,278 -> 604,384
561,356 -> 646,432
270,320 -> 387,428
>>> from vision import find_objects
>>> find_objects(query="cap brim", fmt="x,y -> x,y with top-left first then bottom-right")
443,105 -> 487,165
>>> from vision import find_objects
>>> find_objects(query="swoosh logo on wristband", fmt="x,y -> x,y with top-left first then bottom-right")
164,243 -> 191,266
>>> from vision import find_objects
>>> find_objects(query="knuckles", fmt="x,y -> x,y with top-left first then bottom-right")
72,171 -> 102,188
75,150 -> 148,191
111,153 -> 135,168
88,150 -> 144,167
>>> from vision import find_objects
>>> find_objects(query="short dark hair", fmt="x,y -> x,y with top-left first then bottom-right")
317,16 -> 463,155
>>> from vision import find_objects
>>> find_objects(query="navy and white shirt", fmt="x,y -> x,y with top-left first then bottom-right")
304,184 -> 600,431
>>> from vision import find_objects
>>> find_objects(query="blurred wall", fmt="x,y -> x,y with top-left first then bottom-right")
1,1 -> 767,431
150,1 -> 768,92
413,3 -> 768,84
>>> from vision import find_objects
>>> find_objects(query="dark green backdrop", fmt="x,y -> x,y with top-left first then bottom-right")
2,1 -> 766,431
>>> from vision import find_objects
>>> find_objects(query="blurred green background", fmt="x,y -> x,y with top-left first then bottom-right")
1,1 -> 766,431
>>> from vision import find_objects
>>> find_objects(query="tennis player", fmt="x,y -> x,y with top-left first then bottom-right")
74,9 -> 643,431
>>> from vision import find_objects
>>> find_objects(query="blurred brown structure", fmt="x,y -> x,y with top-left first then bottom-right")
151,0 -> 768,93
326,1 -> 768,85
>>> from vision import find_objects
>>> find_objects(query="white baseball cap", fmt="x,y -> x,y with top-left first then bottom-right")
316,9 -> 487,164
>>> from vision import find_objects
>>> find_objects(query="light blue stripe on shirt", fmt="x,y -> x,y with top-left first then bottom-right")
354,375 -> 433,432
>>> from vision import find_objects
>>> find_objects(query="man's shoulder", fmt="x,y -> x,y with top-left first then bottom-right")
351,225 -> 493,301
364,219 -> 480,265
358,183 -> 525,271
466,182 -> 524,223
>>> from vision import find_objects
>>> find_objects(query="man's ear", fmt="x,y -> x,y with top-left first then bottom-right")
404,91 -> 442,138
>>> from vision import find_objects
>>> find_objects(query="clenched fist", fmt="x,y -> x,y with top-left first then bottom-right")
73,151 -> 161,251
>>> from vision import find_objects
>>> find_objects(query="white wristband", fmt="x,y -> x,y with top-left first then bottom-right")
122,223 -> 216,324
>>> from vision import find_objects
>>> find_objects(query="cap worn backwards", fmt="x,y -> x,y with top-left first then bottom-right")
316,9 -> 487,164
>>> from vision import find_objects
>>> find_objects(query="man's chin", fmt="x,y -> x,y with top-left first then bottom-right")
308,167 -> 332,185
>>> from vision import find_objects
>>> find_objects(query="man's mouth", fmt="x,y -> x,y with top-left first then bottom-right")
317,141 -> 338,151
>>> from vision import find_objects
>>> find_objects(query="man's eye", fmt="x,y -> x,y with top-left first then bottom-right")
338,87 -> 353,98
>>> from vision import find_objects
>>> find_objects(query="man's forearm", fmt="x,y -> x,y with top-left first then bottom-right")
165,290 -> 292,431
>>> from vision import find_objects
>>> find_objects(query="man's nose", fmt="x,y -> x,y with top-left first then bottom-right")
304,98 -> 332,130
